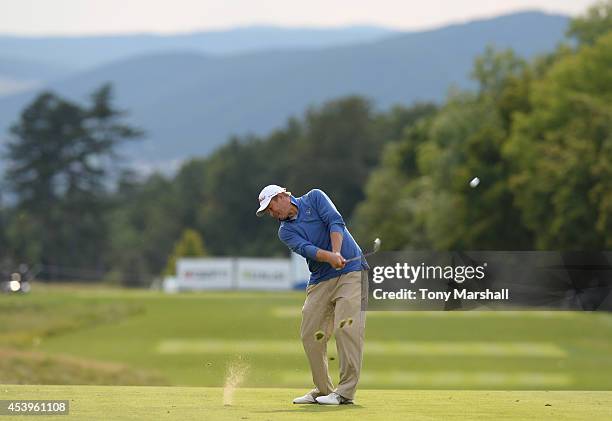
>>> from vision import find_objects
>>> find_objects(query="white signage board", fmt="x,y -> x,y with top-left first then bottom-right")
176,258 -> 234,290
236,258 -> 292,290
291,253 -> 311,287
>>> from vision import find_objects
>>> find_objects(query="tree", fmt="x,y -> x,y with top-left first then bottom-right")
0,201 -> 7,259
504,32 -> 612,249
472,46 -> 527,99
3,84 -> 143,279
567,0 -> 612,46
280,98 -> 434,222
106,172 -> 182,286
164,229 -> 207,276
354,47 -> 536,250
352,117 -> 435,249
195,134 -> 294,257
413,93 -> 531,249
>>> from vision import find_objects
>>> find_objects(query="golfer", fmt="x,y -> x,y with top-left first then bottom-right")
256,185 -> 368,405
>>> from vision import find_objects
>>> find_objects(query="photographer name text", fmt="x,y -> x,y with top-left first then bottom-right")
372,288 -> 509,301
371,263 -> 509,301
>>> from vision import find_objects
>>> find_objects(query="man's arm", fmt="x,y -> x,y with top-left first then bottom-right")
311,189 -> 346,235
331,231 -> 343,254
312,189 -> 346,269
280,228 -> 345,269
329,231 -> 346,269
316,247 -> 345,269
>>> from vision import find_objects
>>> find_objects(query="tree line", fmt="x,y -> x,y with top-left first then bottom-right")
0,1 -> 610,285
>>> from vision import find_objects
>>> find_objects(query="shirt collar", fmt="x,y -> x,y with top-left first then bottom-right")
282,196 -> 299,222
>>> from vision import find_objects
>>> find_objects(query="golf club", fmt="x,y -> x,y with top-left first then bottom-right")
337,238 -> 381,268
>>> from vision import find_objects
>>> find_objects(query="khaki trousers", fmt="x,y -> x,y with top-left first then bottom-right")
300,270 -> 367,400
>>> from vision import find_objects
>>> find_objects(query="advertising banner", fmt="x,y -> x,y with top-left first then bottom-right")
236,258 -> 292,290
176,258 -> 234,290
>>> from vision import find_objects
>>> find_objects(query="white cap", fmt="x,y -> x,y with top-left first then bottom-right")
256,184 -> 287,217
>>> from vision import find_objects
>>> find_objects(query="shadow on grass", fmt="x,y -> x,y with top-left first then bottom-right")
253,404 -> 364,414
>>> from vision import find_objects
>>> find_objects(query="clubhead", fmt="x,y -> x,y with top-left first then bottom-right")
343,237 -> 383,264
373,238 -> 381,253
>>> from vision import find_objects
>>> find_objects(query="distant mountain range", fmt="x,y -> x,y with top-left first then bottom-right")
0,26 -> 395,70
0,26 -> 394,96
0,12 -> 570,172
0,56 -> 72,96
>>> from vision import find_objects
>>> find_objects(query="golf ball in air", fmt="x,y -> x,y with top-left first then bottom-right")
469,177 -> 480,188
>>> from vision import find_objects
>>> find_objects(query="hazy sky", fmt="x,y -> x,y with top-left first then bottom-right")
0,0 -> 595,36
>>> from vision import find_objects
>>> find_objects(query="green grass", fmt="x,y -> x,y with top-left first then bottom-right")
1,385 -> 611,420
1,284 -> 612,390
0,348 -> 166,386
0,289 -> 143,347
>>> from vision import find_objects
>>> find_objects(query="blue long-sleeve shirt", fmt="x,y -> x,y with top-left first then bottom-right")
278,189 -> 369,285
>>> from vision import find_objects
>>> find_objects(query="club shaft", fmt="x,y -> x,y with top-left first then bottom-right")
345,250 -> 376,263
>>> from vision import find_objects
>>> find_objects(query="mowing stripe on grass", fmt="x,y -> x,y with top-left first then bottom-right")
65,290 -> 302,300
156,339 -> 566,357
281,370 -> 572,387
272,307 -> 581,319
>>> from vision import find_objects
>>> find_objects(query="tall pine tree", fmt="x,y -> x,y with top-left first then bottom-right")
4,84 -> 143,279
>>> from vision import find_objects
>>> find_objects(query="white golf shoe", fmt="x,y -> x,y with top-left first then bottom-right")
292,391 -> 319,404
315,392 -> 354,405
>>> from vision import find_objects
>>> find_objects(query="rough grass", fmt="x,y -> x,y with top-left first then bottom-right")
0,348 -> 167,386
0,294 -> 143,347
0,285 -> 161,385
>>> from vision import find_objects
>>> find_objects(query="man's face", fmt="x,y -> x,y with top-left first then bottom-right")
266,193 -> 292,220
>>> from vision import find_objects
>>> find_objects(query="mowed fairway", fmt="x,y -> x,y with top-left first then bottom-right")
2,385 -> 612,421
3,285 -> 611,390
